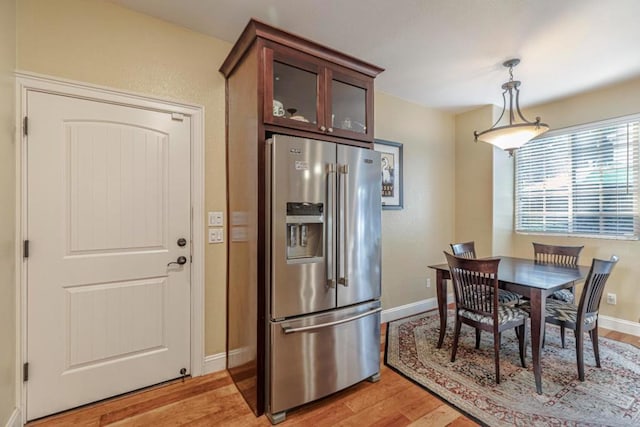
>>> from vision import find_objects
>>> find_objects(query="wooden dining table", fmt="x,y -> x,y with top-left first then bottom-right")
428,256 -> 589,394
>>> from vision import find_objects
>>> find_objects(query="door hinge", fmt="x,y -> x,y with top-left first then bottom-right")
23,116 -> 28,136
23,240 -> 29,258
23,362 -> 29,382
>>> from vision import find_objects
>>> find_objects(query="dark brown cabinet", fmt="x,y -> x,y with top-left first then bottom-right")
263,41 -> 375,142
219,19 -> 383,418
221,20 -> 382,146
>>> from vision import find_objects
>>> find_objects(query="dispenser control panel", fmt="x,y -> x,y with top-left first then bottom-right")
286,202 -> 324,262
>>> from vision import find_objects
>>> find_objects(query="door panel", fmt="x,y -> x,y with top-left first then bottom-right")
65,278 -> 167,368
26,91 -> 191,420
337,145 -> 381,307
67,122 -> 167,253
270,135 -> 336,319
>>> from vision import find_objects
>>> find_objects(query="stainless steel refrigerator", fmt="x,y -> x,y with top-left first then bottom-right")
265,134 -> 382,423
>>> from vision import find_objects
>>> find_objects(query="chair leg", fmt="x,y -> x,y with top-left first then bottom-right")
518,323 -> 527,368
575,329 -> 585,381
451,318 -> 462,362
493,330 -> 501,384
590,327 -> 601,368
560,325 -> 566,348
475,329 -> 481,349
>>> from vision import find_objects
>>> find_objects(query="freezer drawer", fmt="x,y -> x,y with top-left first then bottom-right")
268,301 -> 381,415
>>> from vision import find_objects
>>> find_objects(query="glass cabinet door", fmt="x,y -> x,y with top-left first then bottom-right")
263,44 -> 375,143
264,46 -> 322,132
327,69 -> 373,142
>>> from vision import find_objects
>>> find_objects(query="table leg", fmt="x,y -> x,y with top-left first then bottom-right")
436,269 -> 447,348
530,289 -> 546,394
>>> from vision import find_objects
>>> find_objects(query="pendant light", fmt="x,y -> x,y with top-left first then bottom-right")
474,59 -> 549,155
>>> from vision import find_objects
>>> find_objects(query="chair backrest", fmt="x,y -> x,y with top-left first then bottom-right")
578,256 -> 618,320
532,242 -> 583,266
444,252 -> 500,319
450,241 -> 476,259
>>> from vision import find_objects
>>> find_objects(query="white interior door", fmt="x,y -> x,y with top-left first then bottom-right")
26,91 -> 191,420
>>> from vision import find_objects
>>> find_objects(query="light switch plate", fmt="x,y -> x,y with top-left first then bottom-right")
208,211 -> 224,226
208,228 -> 224,244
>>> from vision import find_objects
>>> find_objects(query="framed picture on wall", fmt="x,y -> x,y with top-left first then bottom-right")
374,139 -> 403,210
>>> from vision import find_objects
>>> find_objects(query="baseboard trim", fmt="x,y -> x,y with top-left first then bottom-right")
201,302 -> 638,377
203,353 -> 226,375
381,295 -> 454,324
5,408 -> 21,427
202,298 -> 450,374
203,345 -> 256,375
381,300 -> 640,338
600,315 -> 640,337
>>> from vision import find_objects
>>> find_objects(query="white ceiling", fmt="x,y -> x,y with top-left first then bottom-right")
110,0 -> 640,113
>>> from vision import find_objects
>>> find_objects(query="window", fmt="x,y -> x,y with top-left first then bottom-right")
515,115 -> 640,239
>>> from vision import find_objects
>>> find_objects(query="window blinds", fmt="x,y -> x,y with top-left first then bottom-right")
515,116 -> 640,239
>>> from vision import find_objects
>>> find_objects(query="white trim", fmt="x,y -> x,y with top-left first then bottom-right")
381,295 -> 454,324
600,315 -> 640,337
380,298 -> 640,339
14,71 -> 203,114
5,408 -> 21,427
203,353 -> 226,375
203,346 -> 256,375
189,85 -> 205,379
15,72 -> 205,421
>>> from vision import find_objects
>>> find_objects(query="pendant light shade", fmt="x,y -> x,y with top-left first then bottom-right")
474,59 -> 549,155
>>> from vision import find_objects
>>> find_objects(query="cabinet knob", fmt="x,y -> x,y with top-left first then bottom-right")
320,125 -> 326,132
327,127 -> 333,133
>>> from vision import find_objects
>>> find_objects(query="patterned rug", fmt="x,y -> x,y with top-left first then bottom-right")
385,311 -> 640,427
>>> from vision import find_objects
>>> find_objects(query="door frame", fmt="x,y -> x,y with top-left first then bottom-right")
14,72 -> 205,423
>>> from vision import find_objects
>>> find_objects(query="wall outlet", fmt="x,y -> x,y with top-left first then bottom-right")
208,228 -> 224,244
606,293 -> 617,305
208,211 -> 224,227
426,278 -> 431,288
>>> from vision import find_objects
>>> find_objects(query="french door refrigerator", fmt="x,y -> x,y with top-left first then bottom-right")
265,134 -> 382,423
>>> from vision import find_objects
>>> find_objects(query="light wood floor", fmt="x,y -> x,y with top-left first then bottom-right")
28,323 -> 639,427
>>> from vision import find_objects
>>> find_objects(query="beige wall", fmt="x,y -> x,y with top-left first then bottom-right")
453,106 -> 495,257
15,0 -> 457,362
492,133 -> 515,256
458,77 -> 640,324
0,0 -> 16,423
509,77 -> 640,323
17,0 -> 230,356
375,91 -> 455,307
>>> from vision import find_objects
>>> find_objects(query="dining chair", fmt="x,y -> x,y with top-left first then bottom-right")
450,241 -> 521,305
449,241 -> 476,259
444,252 -> 528,384
522,256 -> 618,381
532,242 -> 584,303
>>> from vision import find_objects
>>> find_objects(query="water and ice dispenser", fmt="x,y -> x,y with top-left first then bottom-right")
286,202 -> 323,262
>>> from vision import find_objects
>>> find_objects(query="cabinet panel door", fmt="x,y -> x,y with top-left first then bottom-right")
263,44 -> 325,133
326,68 -> 374,143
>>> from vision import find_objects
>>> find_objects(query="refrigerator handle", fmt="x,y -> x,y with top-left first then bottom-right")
326,163 -> 336,289
338,164 -> 349,287
281,307 -> 382,334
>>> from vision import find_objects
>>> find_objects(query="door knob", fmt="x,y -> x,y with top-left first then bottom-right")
177,238 -> 187,247
167,256 -> 188,267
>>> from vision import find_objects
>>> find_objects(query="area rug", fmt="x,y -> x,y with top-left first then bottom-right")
385,311 -> 640,427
